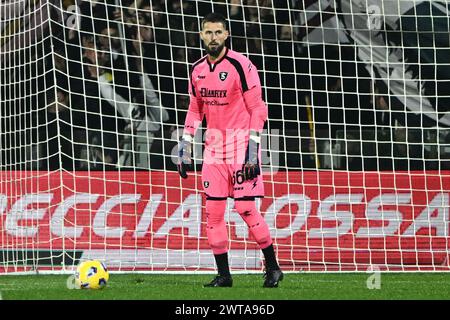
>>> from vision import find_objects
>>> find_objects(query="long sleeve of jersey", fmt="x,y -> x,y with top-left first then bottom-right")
243,85 -> 268,134
183,74 -> 204,137
241,56 -> 268,134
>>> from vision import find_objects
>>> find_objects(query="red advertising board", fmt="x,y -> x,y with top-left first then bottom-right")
0,170 -> 448,271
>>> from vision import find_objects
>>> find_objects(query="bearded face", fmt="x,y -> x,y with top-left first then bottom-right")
200,21 -> 229,59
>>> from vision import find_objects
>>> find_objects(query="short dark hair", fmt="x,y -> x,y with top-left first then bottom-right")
201,12 -> 228,30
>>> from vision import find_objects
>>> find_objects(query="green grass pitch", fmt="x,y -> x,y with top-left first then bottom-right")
0,273 -> 449,300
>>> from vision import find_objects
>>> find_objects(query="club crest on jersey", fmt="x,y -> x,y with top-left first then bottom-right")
219,72 -> 228,81
204,181 -> 210,188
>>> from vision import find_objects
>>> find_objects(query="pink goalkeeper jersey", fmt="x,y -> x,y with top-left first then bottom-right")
184,48 -> 268,164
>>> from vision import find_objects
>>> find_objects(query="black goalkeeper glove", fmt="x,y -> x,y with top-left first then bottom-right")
177,137 -> 192,179
243,135 -> 261,181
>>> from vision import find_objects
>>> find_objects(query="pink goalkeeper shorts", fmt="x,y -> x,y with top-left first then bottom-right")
201,162 -> 264,199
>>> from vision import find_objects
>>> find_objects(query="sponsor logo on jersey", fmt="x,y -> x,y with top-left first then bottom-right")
204,100 -> 229,106
219,72 -> 228,81
200,88 -> 227,98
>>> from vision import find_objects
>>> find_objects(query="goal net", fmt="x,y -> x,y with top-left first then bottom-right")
0,0 -> 449,273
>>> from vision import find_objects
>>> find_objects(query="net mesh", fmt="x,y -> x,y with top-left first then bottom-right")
0,0 -> 449,272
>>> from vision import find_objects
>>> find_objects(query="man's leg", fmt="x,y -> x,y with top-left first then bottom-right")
234,199 -> 283,288
202,162 -> 233,287
204,199 -> 233,287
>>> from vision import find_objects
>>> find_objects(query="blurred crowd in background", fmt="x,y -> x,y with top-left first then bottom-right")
1,0 -> 448,171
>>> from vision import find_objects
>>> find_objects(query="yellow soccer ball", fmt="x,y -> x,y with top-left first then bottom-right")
75,260 -> 109,289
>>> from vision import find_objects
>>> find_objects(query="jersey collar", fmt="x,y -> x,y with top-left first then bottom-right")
206,47 -> 229,72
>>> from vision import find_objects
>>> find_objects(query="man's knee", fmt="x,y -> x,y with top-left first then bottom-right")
205,199 -> 227,226
235,200 -> 272,247
234,200 -> 257,216
205,200 -> 228,254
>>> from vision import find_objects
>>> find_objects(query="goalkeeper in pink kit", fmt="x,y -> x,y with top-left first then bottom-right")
178,12 -> 283,287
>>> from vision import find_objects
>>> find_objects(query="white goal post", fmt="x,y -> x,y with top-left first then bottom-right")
0,0 -> 449,273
